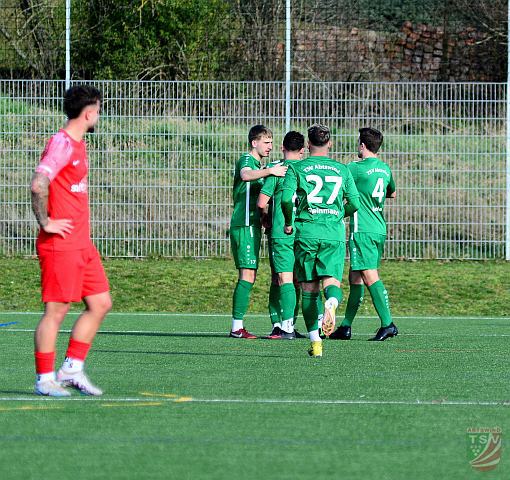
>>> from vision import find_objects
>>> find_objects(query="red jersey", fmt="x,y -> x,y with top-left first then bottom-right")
35,129 -> 91,251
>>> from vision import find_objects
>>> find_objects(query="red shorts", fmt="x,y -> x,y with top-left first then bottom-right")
37,243 -> 110,303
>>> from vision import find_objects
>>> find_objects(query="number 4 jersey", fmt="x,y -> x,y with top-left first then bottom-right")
347,157 -> 395,235
282,155 -> 359,240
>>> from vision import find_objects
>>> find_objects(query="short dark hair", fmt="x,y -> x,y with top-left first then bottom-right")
307,124 -> 330,147
248,125 -> 272,144
359,127 -> 383,153
63,85 -> 101,120
282,131 -> 304,152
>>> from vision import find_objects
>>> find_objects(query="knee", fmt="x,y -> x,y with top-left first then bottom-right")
44,303 -> 71,325
87,294 -> 113,317
98,295 -> 113,316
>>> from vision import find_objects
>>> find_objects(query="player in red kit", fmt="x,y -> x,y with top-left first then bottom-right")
31,85 -> 112,396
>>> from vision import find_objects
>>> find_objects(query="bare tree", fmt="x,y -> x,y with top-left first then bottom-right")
0,0 -> 64,78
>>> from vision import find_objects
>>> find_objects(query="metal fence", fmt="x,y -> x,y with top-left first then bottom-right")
0,80 -> 506,259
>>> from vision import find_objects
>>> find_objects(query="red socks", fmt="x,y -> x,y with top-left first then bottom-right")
65,338 -> 91,361
34,351 -> 56,374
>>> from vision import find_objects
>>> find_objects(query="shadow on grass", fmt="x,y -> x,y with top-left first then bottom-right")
0,390 -> 33,395
94,349 -> 285,358
97,331 -> 228,338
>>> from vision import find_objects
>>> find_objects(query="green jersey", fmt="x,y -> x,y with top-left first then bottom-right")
282,156 -> 359,240
260,159 -> 297,239
347,157 -> 395,235
230,153 -> 264,228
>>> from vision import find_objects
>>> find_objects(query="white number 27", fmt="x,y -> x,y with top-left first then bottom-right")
306,175 -> 343,204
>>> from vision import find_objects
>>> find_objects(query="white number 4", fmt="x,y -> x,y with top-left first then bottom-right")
372,177 -> 385,203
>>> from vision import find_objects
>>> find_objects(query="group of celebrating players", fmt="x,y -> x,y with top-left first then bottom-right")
228,124 -> 398,358
28,85 -> 398,398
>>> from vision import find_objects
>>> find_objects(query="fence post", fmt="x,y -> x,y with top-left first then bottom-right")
285,0 -> 291,132
65,0 -> 71,89
507,0 -> 510,260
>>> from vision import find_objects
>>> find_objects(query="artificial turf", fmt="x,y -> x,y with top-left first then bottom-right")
0,313 -> 508,479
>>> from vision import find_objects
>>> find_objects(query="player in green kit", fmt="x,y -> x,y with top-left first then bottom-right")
330,127 -> 398,341
229,125 -> 287,338
281,124 -> 360,357
257,131 -> 305,339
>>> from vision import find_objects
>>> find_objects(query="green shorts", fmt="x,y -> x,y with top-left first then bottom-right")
230,226 -> 262,269
349,232 -> 386,270
269,237 -> 295,274
294,237 -> 345,282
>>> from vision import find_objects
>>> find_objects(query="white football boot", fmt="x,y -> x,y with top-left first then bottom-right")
57,369 -> 103,396
35,379 -> 71,397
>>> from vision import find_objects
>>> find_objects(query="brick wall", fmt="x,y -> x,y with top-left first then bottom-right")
293,21 -> 503,81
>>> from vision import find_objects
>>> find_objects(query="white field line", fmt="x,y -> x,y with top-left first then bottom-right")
2,328 -> 510,338
0,396 -> 508,407
0,312 -> 509,321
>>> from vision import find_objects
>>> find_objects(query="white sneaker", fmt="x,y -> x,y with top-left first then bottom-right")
35,379 -> 71,397
57,369 -> 103,396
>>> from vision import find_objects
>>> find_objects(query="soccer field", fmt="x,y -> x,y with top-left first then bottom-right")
0,312 -> 507,479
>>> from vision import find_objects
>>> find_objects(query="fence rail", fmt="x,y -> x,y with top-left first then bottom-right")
0,80 -> 506,259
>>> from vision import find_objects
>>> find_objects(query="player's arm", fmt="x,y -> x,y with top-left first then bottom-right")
281,167 -> 297,235
258,176 -> 277,229
31,134 -> 74,237
257,193 -> 272,230
343,169 -> 360,217
31,173 -> 73,237
386,176 -> 396,198
240,164 -> 287,182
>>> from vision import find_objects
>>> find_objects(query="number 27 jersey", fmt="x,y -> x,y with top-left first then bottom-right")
347,157 -> 395,235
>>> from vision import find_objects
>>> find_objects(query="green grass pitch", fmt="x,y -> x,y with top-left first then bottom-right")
0,312 -> 508,479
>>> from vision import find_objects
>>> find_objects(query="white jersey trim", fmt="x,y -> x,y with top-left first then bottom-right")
245,181 -> 250,226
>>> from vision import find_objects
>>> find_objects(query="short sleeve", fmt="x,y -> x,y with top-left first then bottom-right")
35,132 -> 73,181
260,175 -> 277,196
238,154 -> 257,171
282,164 -> 297,192
343,167 -> 359,200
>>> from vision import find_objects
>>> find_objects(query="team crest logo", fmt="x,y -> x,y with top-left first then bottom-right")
467,427 -> 502,472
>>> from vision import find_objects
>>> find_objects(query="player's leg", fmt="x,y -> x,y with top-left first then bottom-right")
267,240 -> 282,338
357,234 -> 397,341
277,271 -> 295,338
57,245 -> 111,395
34,302 -> 72,397
301,281 -> 322,357
315,240 -> 345,337
230,226 -> 261,338
294,237 -> 322,356
362,269 -> 398,341
273,237 -> 296,339
57,291 -> 111,395
330,269 -> 364,340
322,277 -> 342,337
34,247 -> 87,396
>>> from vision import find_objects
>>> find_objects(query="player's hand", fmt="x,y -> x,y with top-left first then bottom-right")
42,217 -> 74,238
270,164 -> 288,177
261,213 -> 271,230
284,225 -> 293,235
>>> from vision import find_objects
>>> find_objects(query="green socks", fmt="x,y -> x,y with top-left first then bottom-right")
301,291 -> 319,332
316,290 -> 324,318
268,283 -> 281,325
280,282 -> 296,322
341,284 -> 364,327
293,286 -> 301,323
367,280 -> 392,327
324,285 -> 343,305
232,279 -> 253,320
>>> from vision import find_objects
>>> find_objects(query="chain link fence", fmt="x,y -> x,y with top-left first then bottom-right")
0,80 -> 505,259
